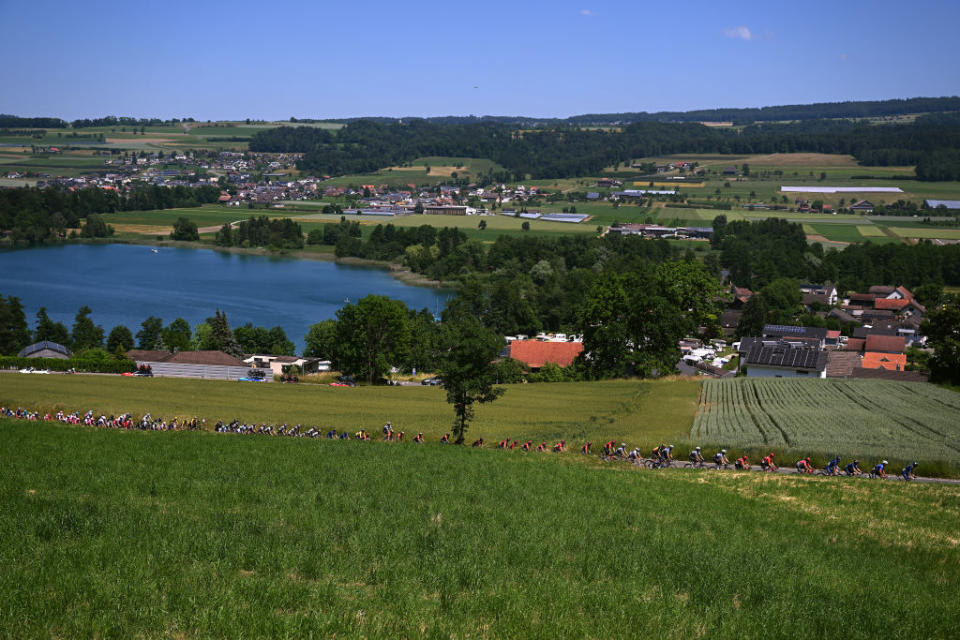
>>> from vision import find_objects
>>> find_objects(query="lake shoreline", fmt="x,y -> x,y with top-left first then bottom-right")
1,237 -> 458,290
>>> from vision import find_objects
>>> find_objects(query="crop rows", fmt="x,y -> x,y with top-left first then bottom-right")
692,378 -> 960,460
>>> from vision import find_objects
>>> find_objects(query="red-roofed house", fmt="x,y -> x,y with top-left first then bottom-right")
825,330 -> 841,347
508,340 -> 583,370
864,334 -> 905,354
891,286 -> 913,300
862,352 -> 907,371
874,298 -> 910,312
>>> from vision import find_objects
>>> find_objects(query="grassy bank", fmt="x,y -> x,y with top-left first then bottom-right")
2,419 -> 958,638
0,374 -> 701,447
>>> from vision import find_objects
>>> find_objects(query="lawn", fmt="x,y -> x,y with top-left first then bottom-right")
0,375 -> 701,447
2,418 -> 958,638
104,206 -> 263,228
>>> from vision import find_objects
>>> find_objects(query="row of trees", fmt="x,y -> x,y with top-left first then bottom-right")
215,217 -> 304,249
0,301 -> 296,361
0,185 -> 221,246
712,216 -> 960,291
249,113 -> 960,180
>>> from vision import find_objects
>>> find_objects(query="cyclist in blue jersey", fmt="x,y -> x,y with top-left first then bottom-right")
845,460 -> 861,476
825,455 -> 841,476
872,460 -> 888,478
902,461 -> 918,481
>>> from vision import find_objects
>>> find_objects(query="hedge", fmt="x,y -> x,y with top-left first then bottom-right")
0,356 -> 137,374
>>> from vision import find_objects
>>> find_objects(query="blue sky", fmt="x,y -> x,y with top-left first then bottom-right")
1,0 -> 959,120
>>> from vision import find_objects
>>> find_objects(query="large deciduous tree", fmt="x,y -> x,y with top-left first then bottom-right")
71,305 -> 104,351
436,313 -> 505,444
162,318 -> 192,352
106,325 -> 134,354
136,316 -> 164,350
578,272 -> 687,379
335,295 -> 410,384
921,297 -> 960,385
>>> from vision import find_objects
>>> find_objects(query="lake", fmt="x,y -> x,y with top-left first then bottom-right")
0,244 -> 452,352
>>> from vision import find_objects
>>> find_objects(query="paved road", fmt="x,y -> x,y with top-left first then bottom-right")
620,458 -> 960,486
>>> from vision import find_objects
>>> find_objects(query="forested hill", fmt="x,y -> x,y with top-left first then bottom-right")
250,113 -> 960,181
312,96 -> 960,127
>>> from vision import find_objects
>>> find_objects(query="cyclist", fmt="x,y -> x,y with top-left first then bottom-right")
471,437 -> 485,448
689,446 -> 704,467
615,443 -> 627,458
845,459 -> 861,476
660,445 -> 674,465
440,433 -> 450,444
796,457 -> 813,474
872,460 -> 889,478
413,432 -> 423,443
627,447 -> 641,463
735,455 -> 750,471
902,461 -> 918,481
581,442 -> 592,455
825,455 -> 842,476
714,449 -> 729,469
761,453 -> 777,472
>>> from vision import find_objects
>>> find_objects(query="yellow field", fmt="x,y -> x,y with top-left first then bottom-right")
857,225 -> 887,237
890,227 -> 960,240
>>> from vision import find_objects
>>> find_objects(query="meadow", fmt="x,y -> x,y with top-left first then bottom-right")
2,418 -> 959,638
693,378 -> 960,464
0,374 -> 700,447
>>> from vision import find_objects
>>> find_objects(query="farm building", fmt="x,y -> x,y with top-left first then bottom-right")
507,340 -> 583,371
17,341 -> 71,359
738,338 -> 828,378
849,200 -> 875,213
126,349 -> 252,381
925,199 -> 960,210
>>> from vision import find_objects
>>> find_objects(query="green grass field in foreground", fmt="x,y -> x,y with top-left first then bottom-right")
2,419 -> 958,638
0,374 -> 700,447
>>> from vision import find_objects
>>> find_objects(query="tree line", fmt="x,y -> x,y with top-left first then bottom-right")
215,216 -> 304,250
0,185 -> 222,246
0,300 -> 296,361
711,216 -> 960,291
249,114 -> 960,181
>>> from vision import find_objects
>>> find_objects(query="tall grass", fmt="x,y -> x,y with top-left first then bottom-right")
0,374 -> 700,447
2,419 -> 958,638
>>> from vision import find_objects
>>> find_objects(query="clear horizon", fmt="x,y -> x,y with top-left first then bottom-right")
2,0 -> 959,122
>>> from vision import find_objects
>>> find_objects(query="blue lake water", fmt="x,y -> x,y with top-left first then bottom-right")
0,244 -> 452,351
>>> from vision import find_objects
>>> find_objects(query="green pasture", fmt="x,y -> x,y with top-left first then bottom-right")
0,375 -> 700,447
807,223 -> 876,243
104,206 -> 261,228
2,418 -> 959,637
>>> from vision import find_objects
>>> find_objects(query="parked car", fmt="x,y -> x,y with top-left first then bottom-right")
239,368 -> 268,382
421,377 -> 442,386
